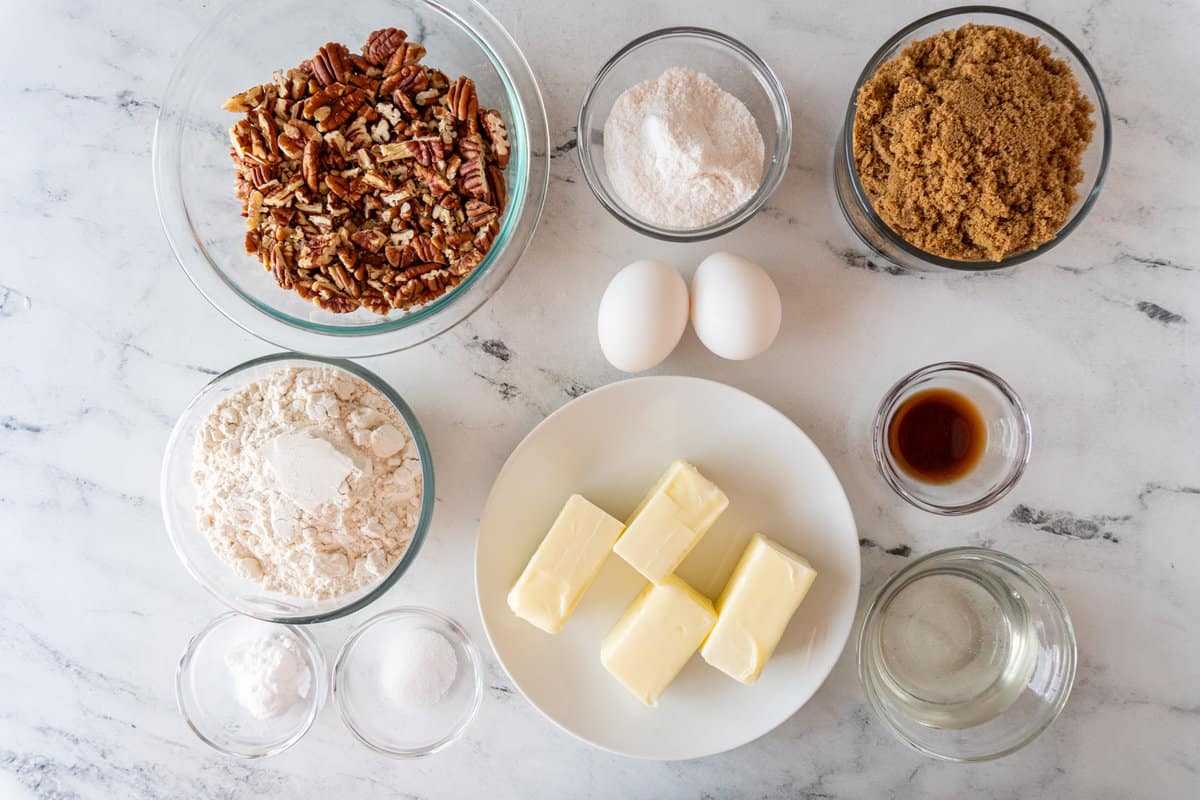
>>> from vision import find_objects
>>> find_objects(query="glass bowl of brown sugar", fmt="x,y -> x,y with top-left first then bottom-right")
833,7 -> 1111,272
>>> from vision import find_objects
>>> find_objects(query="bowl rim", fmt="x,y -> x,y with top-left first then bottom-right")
151,0 -> 550,354
160,352 -> 436,624
576,26 -> 792,242
871,361 -> 1032,515
856,546 -> 1078,762
331,606 -> 483,758
838,5 -> 1113,271
175,611 -> 329,758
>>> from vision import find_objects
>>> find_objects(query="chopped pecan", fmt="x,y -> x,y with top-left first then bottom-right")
317,87 -> 368,133
224,85 -> 268,112
385,136 -> 444,166
444,230 -> 474,249
324,173 -> 353,201
350,229 -> 388,253
413,162 -> 451,195
465,199 -> 497,229
383,42 -> 427,77
345,116 -> 373,149
255,109 -> 280,156
270,207 -> 295,226
277,133 -> 304,159
385,64 -> 428,98
249,163 -> 276,188
303,83 -> 344,118
224,28 -> 511,314
451,249 -> 484,277
390,90 -> 419,119
480,108 -> 510,169
302,139 -> 322,192
487,164 -> 507,209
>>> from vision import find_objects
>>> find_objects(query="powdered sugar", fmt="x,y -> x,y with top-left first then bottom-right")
603,68 -> 765,228
193,366 -> 422,599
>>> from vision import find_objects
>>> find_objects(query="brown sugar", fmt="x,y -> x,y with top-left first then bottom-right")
852,24 -> 1095,262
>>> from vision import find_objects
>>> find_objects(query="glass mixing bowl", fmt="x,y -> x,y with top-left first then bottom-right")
160,353 -> 434,624
577,27 -> 791,241
153,0 -> 549,356
833,6 -> 1111,271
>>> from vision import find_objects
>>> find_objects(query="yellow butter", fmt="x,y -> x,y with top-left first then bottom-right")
600,575 -> 717,706
613,460 -> 729,584
507,495 -> 625,634
700,533 -> 818,685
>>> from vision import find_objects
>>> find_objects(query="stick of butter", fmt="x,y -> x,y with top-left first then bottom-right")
600,575 -> 717,706
507,495 -> 625,634
613,460 -> 729,584
700,533 -> 818,685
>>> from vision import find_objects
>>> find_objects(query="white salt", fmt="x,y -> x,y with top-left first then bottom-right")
383,628 -> 458,708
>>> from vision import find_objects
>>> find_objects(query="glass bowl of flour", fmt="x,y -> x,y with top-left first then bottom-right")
577,27 -> 791,241
161,353 -> 435,624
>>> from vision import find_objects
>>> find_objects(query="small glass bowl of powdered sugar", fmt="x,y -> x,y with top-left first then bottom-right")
176,612 -> 327,758
578,27 -> 791,241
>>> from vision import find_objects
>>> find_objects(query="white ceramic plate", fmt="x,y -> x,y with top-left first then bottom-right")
475,376 -> 860,760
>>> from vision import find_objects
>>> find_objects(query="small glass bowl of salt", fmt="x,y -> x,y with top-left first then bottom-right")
333,607 -> 483,758
176,612 -> 327,758
578,27 -> 792,241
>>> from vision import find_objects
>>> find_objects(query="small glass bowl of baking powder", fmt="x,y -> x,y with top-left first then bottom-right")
176,612 -> 328,758
578,27 -> 792,241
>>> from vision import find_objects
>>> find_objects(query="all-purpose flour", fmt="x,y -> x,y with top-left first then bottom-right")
603,68 -> 765,228
193,366 -> 422,599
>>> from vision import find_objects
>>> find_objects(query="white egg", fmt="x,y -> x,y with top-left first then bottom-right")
690,252 -> 782,361
597,260 -> 690,373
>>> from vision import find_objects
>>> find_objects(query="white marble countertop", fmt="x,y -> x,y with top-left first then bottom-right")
3,0 -> 1198,796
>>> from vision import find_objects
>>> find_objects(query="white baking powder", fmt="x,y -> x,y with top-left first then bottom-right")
603,67 -> 765,228
193,366 -> 422,599
225,634 -> 312,720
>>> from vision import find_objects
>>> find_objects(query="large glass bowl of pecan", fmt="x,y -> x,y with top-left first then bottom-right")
153,0 -> 549,356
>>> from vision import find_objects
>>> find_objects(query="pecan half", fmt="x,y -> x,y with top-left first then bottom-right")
446,77 -> 478,125
364,28 -> 407,66
311,42 -> 351,87
458,155 -> 489,202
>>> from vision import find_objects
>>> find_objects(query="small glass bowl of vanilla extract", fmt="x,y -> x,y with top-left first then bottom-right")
873,362 -> 1032,515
